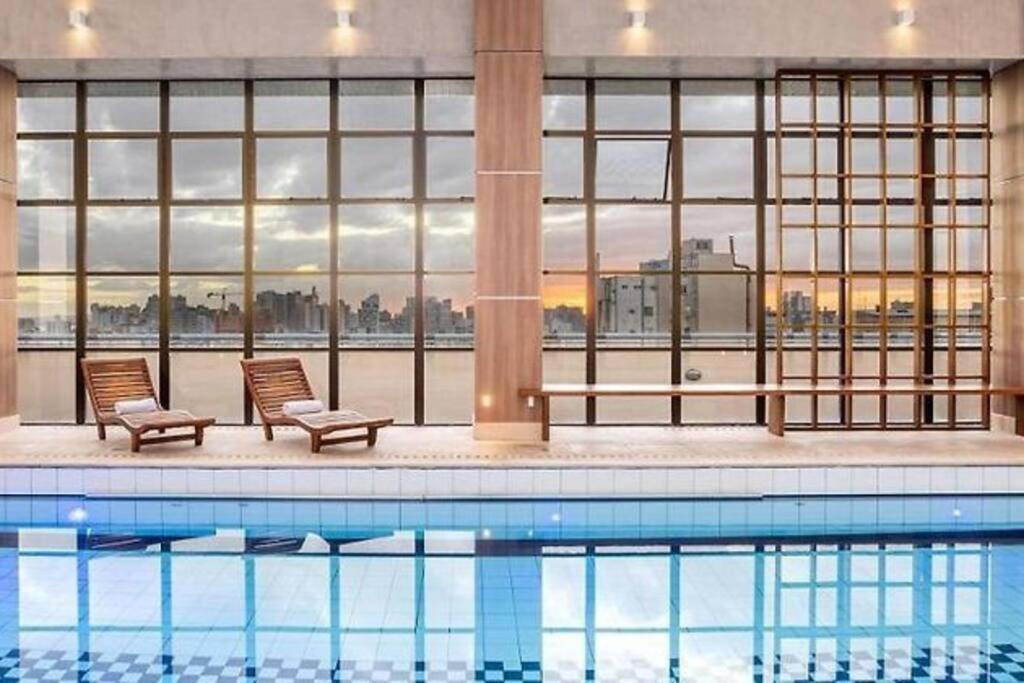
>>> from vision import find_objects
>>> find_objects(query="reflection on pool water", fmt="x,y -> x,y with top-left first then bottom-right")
3,495 -> 1024,682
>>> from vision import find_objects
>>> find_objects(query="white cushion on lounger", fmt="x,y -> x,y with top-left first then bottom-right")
114,397 -> 159,415
282,399 -> 324,416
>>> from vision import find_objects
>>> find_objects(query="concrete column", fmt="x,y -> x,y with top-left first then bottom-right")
0,67 -> 16,433
472,0 -> 543,440
992,61 -> 1024,431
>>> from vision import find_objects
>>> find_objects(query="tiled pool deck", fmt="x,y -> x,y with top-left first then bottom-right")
0,425 -> 1021,498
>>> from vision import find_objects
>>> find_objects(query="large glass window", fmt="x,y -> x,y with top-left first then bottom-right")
16,74 -> 988,428
16,78 -> 473,424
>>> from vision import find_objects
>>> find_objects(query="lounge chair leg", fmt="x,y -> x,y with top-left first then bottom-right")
195,427 -> 205,447
158,428 -> 166,434
311,433 -> 322,454
130,433 -> 141,453
263,424 -> 274,441
97,423 -> 107,441
367,427 -> 378,447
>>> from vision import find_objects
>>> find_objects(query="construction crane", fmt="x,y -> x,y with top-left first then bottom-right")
207,289 -> 243,312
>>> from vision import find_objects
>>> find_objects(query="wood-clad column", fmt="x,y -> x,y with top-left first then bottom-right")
473,0 -> 543,440
992,62 -> 1024,431
0,67 -> 16,432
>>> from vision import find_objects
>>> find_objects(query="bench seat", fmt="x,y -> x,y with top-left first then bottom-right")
520,383 -> 1024,441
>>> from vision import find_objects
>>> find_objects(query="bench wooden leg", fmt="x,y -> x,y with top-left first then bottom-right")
1015,395 -> 1024,437
97,423 -> 107,441
541,396 -> 550,442
767,395 -> 786,437
263,424 -> 274,441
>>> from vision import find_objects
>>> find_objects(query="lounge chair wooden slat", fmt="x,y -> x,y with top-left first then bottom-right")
81,357 -> 215,452
240,357 -> 393,452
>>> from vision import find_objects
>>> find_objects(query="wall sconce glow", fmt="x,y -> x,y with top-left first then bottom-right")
480,394 -> 493,408
892,7 -> 916,27
68,8 -> 90,29
627,10 -> 647,29
335,9 -> 353,28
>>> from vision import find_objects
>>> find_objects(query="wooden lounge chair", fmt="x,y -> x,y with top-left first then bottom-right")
81,357 -> 215,452
240,357 -> 394,453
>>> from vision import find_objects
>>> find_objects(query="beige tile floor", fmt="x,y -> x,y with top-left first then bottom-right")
0,424 -> 1022,468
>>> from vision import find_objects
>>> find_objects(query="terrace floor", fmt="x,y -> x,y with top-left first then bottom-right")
0,424 -> 1022,468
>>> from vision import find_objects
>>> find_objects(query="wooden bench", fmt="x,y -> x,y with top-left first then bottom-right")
519,383 -> 1024,441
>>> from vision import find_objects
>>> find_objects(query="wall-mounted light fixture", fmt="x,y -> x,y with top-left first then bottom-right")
627,10 -> 647,29
68,8 -> 90,29
335,9 -> 353,28
480,394 -> 493,409
892,7 -> 916,27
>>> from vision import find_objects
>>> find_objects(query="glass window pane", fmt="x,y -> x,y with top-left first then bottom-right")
339,275 -> 414,346
170,276 -> 244,348
543,205 -> 586,271
425,350 -> 473,423
17,82 -> 75,132
18,351 -> 76,422
543,274 -> 586,346
254,205 -> 330,272
341,138 -> 413,198
339,205 -> 415,271
87,82 -> 159,132
257,138 -> 327,199
17,139 -> 73,200
544,80 -> 585,130
86,277 -> 160,347
544,137 -> 583,199
87,207 -> 159,271
681,80 -> 755,130
596,205 -> 670,271
17,276 -> 75,346
596,80 -> 670,130
680,352 -> 757,421
171,352 -> 244,423
427,137 -> 474,198
339,80 -> 414,130
425,80 -> 473,130
424,204 -> 474,271
424,274 -> 474,347
683,137 -> 752,198
596,352 -> 671,420
254,81 -> 329,130
596,139 -> 670,200
253,276 -> 330,347
340,351 -> 413,423
18,207 -> 75,272
170,207 -> 244,271
173,139 -> 242,199
88,139 -> 158,199
169,81 -> 244,131
682,205 -> 756,270
543,351 -> 585,421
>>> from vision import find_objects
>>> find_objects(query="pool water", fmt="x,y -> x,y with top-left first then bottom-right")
2,495 -> 1024,682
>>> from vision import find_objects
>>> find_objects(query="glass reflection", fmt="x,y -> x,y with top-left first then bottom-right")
2,499 -> 1011,683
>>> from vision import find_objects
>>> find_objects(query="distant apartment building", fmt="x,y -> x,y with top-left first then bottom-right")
595,239 -> 753,339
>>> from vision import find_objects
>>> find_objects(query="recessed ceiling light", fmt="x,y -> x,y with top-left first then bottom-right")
336,9 -> 353,28
68,8 -> 89,29
628,10 -> 647,29
892,7 -> 916,27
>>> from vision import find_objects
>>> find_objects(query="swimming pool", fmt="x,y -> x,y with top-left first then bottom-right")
3,495 -> 1024,682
